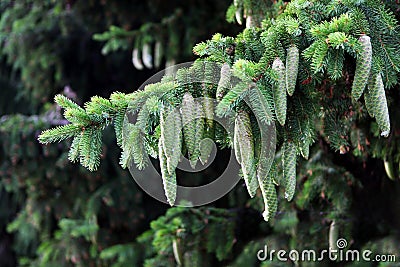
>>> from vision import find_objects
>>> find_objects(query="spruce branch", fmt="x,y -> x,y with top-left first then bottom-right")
38,124 -> 82,144
37,0 -> 400,221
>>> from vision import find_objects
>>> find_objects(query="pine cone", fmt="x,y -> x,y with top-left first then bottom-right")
283,141 -> 297,201
258,163 -> 278,221
286,45 -> 299,96
272,57 -> 287,126
351,35 -> 372,100
367,73 -> 390,137
159,137 -> 176,206
235,111 -> 258,197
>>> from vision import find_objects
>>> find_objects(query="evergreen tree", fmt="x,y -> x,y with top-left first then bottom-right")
0,0 -> 238,266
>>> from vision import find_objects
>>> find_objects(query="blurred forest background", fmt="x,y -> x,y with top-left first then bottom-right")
0,0 -> 400,267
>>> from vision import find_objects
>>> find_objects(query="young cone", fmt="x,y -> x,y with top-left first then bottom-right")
159,137 -> 177,206
283,141 -> 297,201
181,93 -> 196,158
190,102 -> 205,168
351,35 -> 372,100
258,164 -> 278,221
235,111 -> 258,197
167,110 -> 182,174
286,45 -> 299,96
364,87 -> 375,118
216,63 -> 231,102
272,57 -> 287,126
367,73 -> 390,137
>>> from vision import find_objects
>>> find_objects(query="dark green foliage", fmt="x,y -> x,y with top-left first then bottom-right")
0,113 -> 148,266
137,207 -> 236,265
286,92 -> 316,160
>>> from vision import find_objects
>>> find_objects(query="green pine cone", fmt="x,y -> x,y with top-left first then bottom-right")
202,97 -> 214,130
283,141 -> 297,201
167,110 -> 182,174
364,86 -> 375,118
190,102 -> 205,168
216,63 -> 231,102
181,93 -> 196,157
272,57 -> 287,126
236,111 -> 258,197
199,124 -> 214,165
368,73 -> 390,137
351,35 -> 372,100
286,45 -> 299,96
159,137 -> 177,206
253,89 -> 276,181
160,106 -> 174,158
199,137 -> 213,165
300,141 -> 309,160
258,165 -> 278,221
160,106 -> 182,174
233,116 -> 242,164
249,87 -> 274,125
